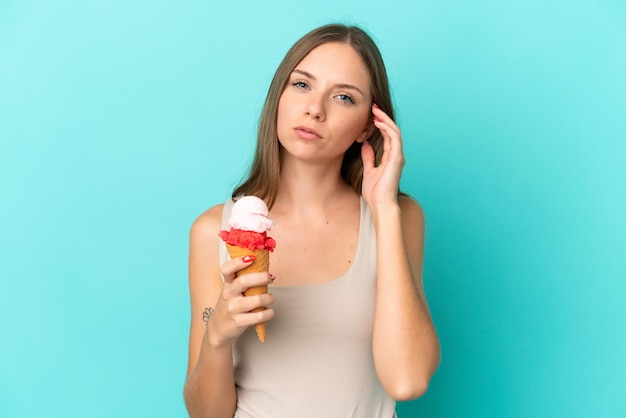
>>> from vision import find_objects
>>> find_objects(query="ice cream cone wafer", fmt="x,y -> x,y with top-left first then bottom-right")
226,244 -> 270,343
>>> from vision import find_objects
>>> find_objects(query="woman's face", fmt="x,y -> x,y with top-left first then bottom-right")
276,42 -> 373,164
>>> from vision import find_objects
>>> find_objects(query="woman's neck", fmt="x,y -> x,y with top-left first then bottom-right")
273,157 -> 357,216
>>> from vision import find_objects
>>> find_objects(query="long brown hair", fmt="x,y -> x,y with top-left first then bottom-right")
232,23 -> 394,208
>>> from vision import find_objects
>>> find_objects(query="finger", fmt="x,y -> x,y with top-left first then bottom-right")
225,271 -> 274,297
374,119 -> 403,158
372,105 -> 400,133
237,271 -> 273,288
373,120 -> 393,166
221,255 -> 256,283
228,292 -> 276,315
232,307 -> 275,328
373,119 -> 398,142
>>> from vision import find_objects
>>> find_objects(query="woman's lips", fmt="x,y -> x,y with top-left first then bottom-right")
294,126 -> 322,140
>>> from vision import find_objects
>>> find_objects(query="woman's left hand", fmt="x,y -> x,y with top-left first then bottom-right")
361,104 -> 405,208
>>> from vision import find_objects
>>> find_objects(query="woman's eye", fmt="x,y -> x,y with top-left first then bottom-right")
336,94 -> 355,104
292,80 -> 309,89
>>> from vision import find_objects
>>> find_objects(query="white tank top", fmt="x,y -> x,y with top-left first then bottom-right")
220,197 -> 397,418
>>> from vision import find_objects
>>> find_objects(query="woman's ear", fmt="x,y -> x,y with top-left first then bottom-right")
355,120 -> 376,143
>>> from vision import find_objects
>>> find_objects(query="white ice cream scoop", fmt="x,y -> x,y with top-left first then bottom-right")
229,196 -> 274,233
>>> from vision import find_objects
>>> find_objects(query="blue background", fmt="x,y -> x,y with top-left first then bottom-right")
1,0 -> 625,417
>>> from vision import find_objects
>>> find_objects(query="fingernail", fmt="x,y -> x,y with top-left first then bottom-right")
270,274 -> 276,282
372,103 -> 380,109
242,255 -> 255,263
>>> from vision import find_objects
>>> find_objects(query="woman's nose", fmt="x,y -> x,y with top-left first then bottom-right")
305,94 -> 325,121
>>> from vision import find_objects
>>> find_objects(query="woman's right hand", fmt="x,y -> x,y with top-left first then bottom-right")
206,256 -> 275,347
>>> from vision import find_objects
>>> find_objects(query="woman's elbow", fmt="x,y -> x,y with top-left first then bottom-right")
385,357 -> 440,401
183,382 -> 199,417
386,376 -> 431,401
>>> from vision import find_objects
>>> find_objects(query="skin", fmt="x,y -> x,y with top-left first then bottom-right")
276,42 -> 373,166
184,42 -> 440,418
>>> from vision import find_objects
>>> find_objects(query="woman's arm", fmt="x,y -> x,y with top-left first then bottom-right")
370,196 -> 440,400
183,205 -> 275,417
183,205 -> 237,418
362,105 -> 440,400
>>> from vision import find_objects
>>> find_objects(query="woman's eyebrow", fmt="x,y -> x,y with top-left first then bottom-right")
292,69 -> 365,97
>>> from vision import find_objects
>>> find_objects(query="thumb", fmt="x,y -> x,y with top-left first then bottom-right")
361,141 -> 375,172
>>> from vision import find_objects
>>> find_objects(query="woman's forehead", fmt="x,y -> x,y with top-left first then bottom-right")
294,42 -> 371,90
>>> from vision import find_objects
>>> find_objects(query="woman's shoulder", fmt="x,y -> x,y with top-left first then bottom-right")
398,194 -> 425,228
189,203 -> 225,243
398,194 -> 424,214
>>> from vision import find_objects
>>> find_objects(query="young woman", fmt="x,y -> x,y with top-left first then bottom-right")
183,24 -> 440,418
